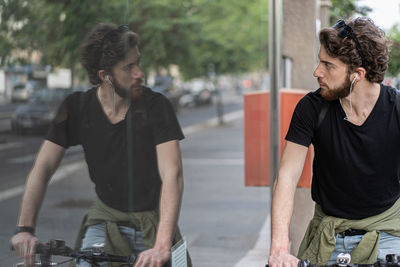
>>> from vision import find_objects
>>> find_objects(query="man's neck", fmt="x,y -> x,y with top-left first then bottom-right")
340,81 -> 380,125
98,84 -> 127,108
97,84 -> 130,121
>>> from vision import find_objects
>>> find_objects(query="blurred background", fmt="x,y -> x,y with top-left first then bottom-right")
0,0 -> 399,266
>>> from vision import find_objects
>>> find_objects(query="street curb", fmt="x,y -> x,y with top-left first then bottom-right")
234,215 -> 269,267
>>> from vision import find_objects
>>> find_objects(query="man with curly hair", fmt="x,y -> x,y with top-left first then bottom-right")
11,23 -> 191,267
268,17 -> 400,267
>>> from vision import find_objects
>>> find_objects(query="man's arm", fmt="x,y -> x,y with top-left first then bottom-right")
11,140 -> 65,267
268,141 -> 309,267
135,139 -> 183,267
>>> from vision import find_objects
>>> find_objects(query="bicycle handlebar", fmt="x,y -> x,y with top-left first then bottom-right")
266,255 -> 400,267
16,239 -> 137,267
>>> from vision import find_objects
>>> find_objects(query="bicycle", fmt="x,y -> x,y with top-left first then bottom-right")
266,253 -> 400,267
14,239 -> 137,267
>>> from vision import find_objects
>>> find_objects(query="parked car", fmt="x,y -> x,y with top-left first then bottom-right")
152,75 -> 181,112
11,81 -> 41,102
11,88 -> 72,134
179,80 -> 213,108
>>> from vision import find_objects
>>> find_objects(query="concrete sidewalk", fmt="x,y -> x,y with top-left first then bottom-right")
0,109 -> 270,266
179,111 -> 270,266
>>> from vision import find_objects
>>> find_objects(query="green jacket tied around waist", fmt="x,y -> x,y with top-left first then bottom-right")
297,197 -> 400,265
72,197 -> 192,267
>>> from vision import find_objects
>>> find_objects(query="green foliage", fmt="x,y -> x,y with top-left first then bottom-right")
0,0 -> 269,81
388,25 -> 400,77
180,0 -> 268,78
329,0 -> 371,24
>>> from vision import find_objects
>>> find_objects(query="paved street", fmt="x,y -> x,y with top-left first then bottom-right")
0,101 -> 270,266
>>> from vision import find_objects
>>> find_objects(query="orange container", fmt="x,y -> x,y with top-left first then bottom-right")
244,89 -> 312,187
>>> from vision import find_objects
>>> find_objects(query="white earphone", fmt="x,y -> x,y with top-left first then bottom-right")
105,75 -> 113,86
352,73 -> 359,83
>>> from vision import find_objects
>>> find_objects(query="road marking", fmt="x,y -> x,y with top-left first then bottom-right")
183,158 -> 243,165
8,154 -> 36,164
0,162 -> 85,202
8,144 -> 83,164
0,111 -> 13,120
0,142 -> 22,151
234,215 -> 269,267
0,109 -> 244,202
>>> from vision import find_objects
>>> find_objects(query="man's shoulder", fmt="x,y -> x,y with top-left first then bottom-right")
142,86 -> 165,99
67,87 -> 96,101
305,88 -> 323,100
63,87 -> 97,112
381,83 -> 400,99
297,88 -> 325,108
141,86 -> 170,106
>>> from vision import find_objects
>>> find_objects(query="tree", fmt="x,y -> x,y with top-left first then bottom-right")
329,0 -> 372,24
0,0 -> 201,82
0,0 -> 269,81
118,0 -> 201,76
0,0 -> 45,65
388,25 -> 400,77
179,0 -> 268,78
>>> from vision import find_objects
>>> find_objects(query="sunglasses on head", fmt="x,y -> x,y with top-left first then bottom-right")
332,19 -> 366,68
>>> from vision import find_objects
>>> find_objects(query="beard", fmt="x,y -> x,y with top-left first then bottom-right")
111,77 -> 144,102
320,73 -> 352,101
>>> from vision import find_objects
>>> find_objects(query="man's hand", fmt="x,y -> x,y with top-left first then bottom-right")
11,232 -> 38,267
134,246 -> 170,267
268,249 -> 300,267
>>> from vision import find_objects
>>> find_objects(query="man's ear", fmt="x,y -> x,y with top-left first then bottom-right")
98,70 -> 108,83
354,67 -> 366,80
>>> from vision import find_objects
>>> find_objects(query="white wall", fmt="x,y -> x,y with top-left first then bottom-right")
47,68 -> 71,88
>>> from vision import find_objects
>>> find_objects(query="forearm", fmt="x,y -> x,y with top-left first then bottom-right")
270,176 -> 297,253
17,141 -> 65,228
269,142 -> 308,255
17,165 -> 53,227
155,173 -> 183,249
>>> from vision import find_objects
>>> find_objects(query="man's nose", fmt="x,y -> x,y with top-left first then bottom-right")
133,67 -> 144,80
313,64 -> 322,78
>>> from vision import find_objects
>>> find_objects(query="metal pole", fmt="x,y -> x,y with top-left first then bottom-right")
269,1 -> 281,253
269,0 -> 281,191
208,64 -> 224,125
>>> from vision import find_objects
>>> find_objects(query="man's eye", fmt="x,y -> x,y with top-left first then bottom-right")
123,65 -> 133,72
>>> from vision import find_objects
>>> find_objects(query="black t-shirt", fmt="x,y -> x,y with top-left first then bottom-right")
46,86 -> 184,212
286,84 -> 400,219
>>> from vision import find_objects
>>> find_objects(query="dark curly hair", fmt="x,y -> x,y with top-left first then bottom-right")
80,23 -> 140,85
319,17 -> 391,83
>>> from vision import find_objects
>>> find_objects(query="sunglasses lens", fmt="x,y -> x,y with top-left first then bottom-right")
118,24 -> 129,32
333,20 -> 345,29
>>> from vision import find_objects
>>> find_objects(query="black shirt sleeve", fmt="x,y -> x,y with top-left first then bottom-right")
148,93 -> 184,145
45,92 -> 82,148
285,91 -> 321,147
